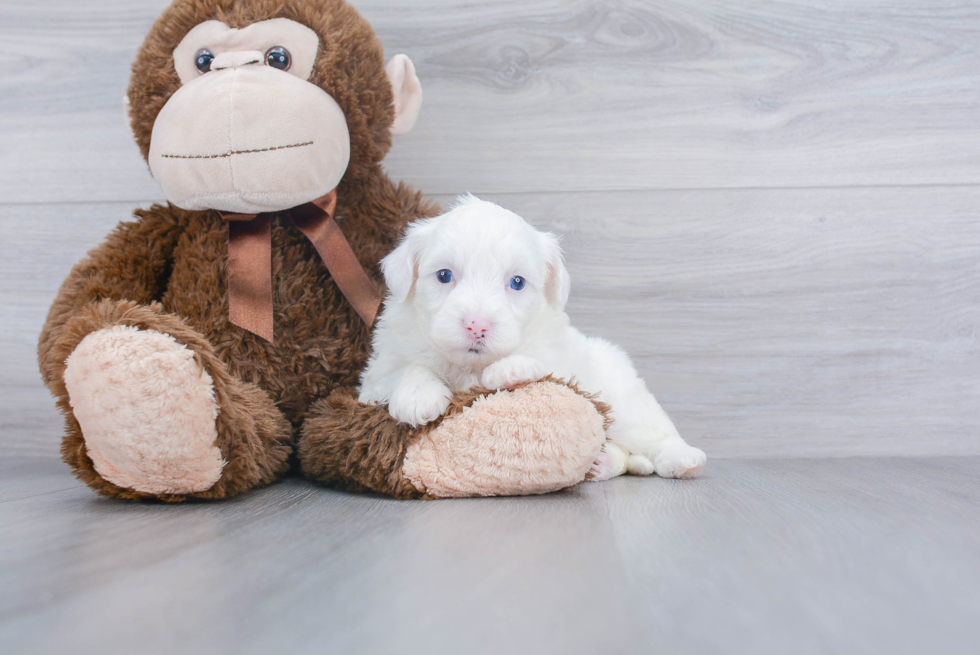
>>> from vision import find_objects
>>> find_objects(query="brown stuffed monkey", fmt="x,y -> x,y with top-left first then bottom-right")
38,0 -> 607,502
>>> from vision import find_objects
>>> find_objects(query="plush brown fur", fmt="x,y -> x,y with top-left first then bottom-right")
299,388 -> 428,499
38,0 -> 439,501
298,376 -> 612,499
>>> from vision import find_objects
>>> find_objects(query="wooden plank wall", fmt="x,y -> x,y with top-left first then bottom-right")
1,0 -> 978,458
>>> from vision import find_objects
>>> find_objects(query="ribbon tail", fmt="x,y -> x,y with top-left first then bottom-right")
292,192 -> 382,327
227,215 -> 274,342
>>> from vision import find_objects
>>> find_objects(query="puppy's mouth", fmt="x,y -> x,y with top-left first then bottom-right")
466,341 -> 490,355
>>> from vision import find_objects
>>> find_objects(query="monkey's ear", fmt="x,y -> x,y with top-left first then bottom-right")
386,54 -> 422,135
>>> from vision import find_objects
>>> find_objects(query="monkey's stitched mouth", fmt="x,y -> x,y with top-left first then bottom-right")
161,140 -> 314,160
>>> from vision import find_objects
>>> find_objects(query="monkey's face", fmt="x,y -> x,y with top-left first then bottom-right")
138,9 -> 421,215
148,19 -> 346,214
147,19 -> 346,214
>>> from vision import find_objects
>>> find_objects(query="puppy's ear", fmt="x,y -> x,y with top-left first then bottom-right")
541,232 -> 571,310
381,219 -> 431,303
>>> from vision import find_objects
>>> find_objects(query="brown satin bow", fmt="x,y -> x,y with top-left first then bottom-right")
221,189 -> 381,342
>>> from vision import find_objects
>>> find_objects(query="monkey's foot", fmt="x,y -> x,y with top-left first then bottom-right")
64,325 -> 225,495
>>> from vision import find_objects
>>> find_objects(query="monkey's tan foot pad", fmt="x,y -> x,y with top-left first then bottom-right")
403,378 -> 609,498
64,325 -> 224,495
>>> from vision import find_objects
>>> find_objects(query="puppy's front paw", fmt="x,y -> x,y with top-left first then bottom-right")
654,444 -> 707,479
481,355 -> 549,390
388,382 -> 452,427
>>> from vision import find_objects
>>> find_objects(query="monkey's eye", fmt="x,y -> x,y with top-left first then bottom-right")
195,49 -> 215,74
436,269 -> 454,284
509,276 -> 526,291
265,47 -> 291,71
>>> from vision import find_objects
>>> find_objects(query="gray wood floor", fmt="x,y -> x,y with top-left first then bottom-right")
1,456 -> 978,655
1,1 -> 979,653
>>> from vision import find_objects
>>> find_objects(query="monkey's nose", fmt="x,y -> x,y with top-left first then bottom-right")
211,51 -> 264,71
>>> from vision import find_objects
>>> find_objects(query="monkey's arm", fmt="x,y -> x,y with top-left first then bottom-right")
37,205 -> 181,386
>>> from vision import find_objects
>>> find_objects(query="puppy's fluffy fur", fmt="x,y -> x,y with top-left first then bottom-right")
359,196 -> 706,479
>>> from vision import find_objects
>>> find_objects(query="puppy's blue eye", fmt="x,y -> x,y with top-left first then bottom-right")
436,269 -> 454,284
509,276 -> 526,291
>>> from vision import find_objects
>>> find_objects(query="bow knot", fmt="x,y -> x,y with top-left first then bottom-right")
222,189 -> 381,342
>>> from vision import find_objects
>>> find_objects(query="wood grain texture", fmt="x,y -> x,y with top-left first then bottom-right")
1,457 -> 978,655
2,0 -> 980,203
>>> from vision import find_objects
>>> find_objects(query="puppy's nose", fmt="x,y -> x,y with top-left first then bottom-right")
463,317 -> 492,338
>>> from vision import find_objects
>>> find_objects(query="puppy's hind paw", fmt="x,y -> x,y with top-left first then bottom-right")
588,442 -> 629,481
388,383 -> 452,427
654,444 -> 707,479
626,454 -> 656,476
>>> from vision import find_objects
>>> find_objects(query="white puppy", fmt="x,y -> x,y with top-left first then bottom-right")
358,196 -> 706,480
